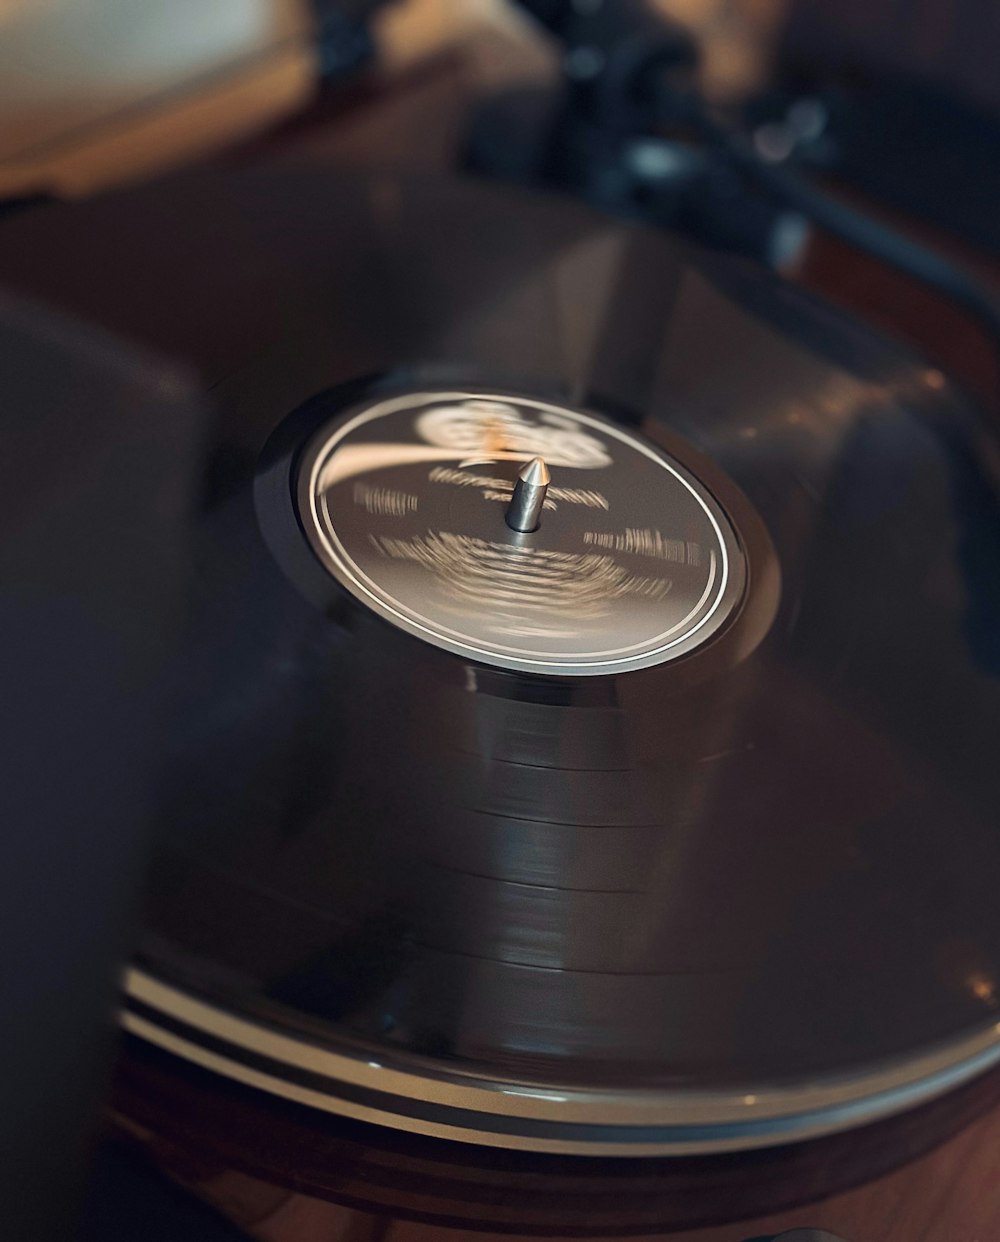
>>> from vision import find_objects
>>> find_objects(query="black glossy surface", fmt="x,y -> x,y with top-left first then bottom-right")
3,169 -> 1000,1103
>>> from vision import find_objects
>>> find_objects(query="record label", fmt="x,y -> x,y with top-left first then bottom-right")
297,390 -> 746,674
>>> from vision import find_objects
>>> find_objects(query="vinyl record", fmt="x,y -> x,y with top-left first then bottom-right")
3,166 -> 1000,1229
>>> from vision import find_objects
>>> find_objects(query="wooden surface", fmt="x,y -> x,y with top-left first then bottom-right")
163,1091 -> 1000,1240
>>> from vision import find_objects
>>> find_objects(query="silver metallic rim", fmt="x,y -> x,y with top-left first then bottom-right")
122,967 -> 1000,1155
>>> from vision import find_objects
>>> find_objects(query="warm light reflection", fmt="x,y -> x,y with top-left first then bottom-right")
968,974 -> 998,1007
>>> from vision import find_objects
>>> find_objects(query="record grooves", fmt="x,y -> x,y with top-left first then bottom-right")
1,166 -> 1000,1226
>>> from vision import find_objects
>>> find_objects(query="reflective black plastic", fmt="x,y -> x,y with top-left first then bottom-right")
1,170 -> 999,1151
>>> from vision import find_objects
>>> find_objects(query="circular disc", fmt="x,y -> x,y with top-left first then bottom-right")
296,389 -> 746,675
0,168 -> 998,1180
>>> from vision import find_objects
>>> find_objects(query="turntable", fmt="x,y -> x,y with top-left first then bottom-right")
4,0 -> 1000,1230
4,150 -> 1000,1235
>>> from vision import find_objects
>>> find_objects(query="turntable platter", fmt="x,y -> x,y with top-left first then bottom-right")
2,166 -> 1000,1227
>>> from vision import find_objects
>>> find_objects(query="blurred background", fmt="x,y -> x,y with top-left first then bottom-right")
0,0 -> 776,202
3,0 -> 998,400
3,0 -> 995,192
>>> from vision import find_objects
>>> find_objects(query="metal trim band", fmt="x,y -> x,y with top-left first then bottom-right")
123,967 -> 1000,1156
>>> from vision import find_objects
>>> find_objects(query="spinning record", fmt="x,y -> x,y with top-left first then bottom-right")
3,166 -> 1000,1227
